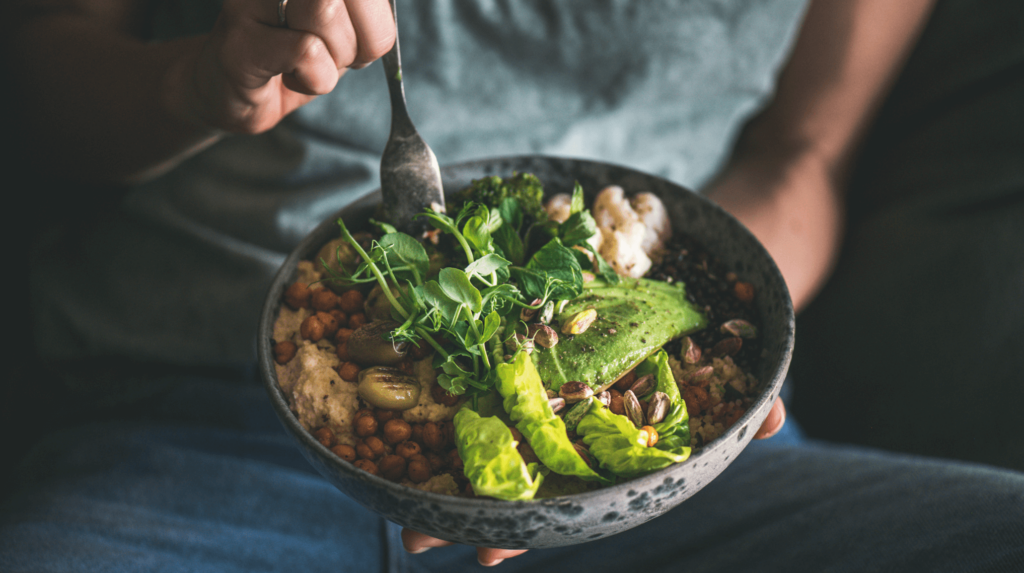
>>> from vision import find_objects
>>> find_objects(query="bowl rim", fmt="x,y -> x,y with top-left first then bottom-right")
257,154 -> 794,510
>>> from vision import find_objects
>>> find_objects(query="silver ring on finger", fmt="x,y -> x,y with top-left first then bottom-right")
278,0 -> 289,27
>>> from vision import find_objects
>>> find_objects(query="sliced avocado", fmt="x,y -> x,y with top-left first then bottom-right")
532,278 -> 706,391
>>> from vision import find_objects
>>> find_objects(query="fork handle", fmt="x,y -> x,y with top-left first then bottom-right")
382,0 -> 416,138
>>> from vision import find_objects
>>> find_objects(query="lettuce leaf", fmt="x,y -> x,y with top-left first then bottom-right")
633,350 -> 691,448
495,352 -> 605,482
453,408 -> 544,500
576,401 -> 691,479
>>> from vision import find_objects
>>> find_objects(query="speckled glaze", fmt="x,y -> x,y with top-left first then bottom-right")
258,156 -> 794,549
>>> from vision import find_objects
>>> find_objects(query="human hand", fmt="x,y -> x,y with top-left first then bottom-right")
171,0 -> 395,134
400,397 -> 785,564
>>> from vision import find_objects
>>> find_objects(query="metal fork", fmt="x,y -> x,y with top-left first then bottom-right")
379,0 -> 445,235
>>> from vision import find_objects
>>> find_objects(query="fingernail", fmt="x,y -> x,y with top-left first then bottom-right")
479,557 -> 504,567
407,547 -> 431,554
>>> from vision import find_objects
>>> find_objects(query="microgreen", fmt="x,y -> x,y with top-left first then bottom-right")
324,179 -> 621,397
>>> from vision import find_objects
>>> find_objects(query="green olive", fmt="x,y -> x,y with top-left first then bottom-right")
348,321 -> 408,366
364,283 -> 408,322
357,367 -> 422,410
316,238 -> 360,294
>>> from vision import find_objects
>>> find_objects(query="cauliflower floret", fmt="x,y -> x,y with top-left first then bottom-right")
592,186 -> 651,278
631,192 -> 671,254
591,186 -> 672,278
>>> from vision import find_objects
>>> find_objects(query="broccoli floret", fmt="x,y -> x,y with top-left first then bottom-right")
456,172 -> 548,224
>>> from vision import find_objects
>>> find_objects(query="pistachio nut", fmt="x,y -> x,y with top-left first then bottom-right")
573,442 -> 594,468
548,396 -> 566,414
623,390 -> 645,428
520,298 -> 542,322
646,391 -> 670,425
559,381 -> 594,403
681,336 -> 702,365
721,319 -> 757,339
711,336 -> 743,357
596,391 -> 611,407
348,321 -> 408,366
357,366 -> 422,410
533,325 -> 559,349
628,374 -> 656,398
563,396 -> 593,433
546,389 -> 558,399
689,365 -> 715,384
561,309 -> 598,335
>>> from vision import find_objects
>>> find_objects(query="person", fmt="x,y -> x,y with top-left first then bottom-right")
2,0 -> 1022,570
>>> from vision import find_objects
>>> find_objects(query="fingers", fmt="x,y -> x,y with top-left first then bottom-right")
277,0 -> 394,69
752,397 -> 786,440
477,547 -> 529,567
401,529 -> 454,554
401,529 -> 529,567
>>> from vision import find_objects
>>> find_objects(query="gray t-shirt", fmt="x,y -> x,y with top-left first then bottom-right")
30,0 -> 808,365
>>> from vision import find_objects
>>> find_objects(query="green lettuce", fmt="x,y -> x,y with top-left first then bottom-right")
453,408 -> 544,500
633,350 -> 691,450
495,352 -> 605,482
576,403 -> 690,478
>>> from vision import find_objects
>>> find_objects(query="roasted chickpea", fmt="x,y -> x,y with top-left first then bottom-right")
284,282 -> 311,310
431,384 -> 461,406
338,362 -> 360,382
378,454 -> 407,481
407,458 -> 432,483
395,440 -> 421,459
311,289 -> 339,311
425,452 -> 447,472
313,427 -> 335,448
383,418 -> 413,445
336,341 -> 351,361
356,436 -> 386,460
353,459 -> 379,476
734,281 -> 755,303
339,290 -> 365,314
440,421 -> 455,445
329,309 -> 348,327
331,444 -> 357,462
335,328 -> 354,344
348,313 -> 368,330
300,315 -> 326,342
354,414 -> 378,437
375,409 -> 397,424
315,311 -> 339,338
422,422 -> 445,452
273,340 -> 297,364
410,423 -> 424,445
354,408 -> 374,419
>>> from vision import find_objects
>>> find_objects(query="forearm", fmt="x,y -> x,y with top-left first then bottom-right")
708,0 -> 936,312
11,10 -> 221,183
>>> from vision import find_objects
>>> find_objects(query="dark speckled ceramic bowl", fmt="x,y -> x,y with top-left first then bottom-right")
258,156 -> 794,549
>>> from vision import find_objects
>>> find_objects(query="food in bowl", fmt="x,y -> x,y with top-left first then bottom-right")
270,174 -> 763,500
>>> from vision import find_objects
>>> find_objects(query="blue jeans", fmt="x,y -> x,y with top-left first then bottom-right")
2,369 -> 1022,572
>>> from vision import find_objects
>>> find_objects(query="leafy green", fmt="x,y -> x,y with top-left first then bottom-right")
576,402 -> 691,478
495,353 -> 605,482
454,408 -> 544,500
633,350 -> 691,448
453,173 -> 548,225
